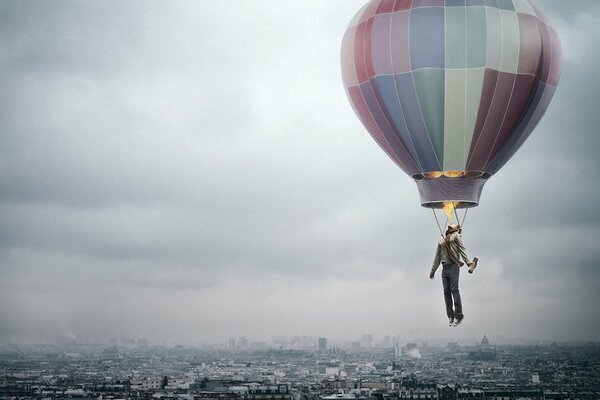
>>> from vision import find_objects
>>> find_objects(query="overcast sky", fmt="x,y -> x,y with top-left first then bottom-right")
0,0 -> 599,346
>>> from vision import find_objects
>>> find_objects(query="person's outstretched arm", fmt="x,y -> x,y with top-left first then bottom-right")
454,234 -> 473,266
430,243 -> 442,279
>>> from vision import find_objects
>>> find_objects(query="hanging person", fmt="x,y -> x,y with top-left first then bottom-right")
429,224 -> 475,327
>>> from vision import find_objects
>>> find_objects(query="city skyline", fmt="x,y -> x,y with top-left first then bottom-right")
1,0 -> 599,344
1,331 -> 592,349
2,341 -> 600,397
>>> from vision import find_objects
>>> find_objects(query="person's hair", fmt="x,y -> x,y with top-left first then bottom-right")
445,224 -> 461,235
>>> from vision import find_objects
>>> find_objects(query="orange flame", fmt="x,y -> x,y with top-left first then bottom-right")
424,170 -> 466,179
443,170 -> 465,178
443,202 -> 455,223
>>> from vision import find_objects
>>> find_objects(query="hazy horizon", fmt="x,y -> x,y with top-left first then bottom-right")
1,0 -> 599,345
2,333 -> 594,348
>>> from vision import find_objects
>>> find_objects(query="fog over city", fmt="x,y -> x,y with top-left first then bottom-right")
0,0 -> 599,345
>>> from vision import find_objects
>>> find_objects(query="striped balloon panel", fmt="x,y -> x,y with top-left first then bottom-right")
341,0 -> 561,177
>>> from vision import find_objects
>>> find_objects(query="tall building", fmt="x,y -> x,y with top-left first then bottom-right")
229,338 -> 236,348
318,337 -> 327,352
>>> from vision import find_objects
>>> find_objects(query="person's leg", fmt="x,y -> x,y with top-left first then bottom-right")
441,267 -> 454,319
449,266 -> 463,318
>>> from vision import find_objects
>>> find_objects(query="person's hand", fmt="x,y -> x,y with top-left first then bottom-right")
429,271 -> 435,280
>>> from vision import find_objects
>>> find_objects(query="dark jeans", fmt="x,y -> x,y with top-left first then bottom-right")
442,262 -> 462,319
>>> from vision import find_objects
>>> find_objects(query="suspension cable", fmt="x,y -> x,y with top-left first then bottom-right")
461,207 -> 469,228
432,207 -> 445,238
452,201 -> 460,226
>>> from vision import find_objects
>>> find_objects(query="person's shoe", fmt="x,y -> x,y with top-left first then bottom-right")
448,318 -> 454,327
453,315 -> 465,327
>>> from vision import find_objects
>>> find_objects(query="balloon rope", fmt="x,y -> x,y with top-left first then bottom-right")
432,208 -> 445,238
453,202 -> 460,225
461,207 -> 469,229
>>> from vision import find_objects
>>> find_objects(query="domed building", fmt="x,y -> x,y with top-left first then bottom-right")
481,334 -> 490,347
468,334 -> 496,361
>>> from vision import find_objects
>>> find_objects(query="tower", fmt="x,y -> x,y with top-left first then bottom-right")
318,337 -> 327,352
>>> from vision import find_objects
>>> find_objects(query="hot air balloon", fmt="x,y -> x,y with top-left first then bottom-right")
341,0 -> 561,228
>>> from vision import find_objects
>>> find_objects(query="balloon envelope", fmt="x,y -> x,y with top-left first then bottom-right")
341,0 -> 561,208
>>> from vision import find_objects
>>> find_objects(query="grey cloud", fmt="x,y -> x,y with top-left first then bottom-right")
0,0 -> 599,344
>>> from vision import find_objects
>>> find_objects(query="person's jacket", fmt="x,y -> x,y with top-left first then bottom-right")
431,232 -> 472,274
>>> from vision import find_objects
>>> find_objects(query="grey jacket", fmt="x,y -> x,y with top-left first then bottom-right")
431,232 -> 472,273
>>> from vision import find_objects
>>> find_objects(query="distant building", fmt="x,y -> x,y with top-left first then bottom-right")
239,337 -> 248,349
362,334 -> 373,348
137,338 -> 147,346
130,378 -> 161,391
121,338 -> 135,346
382,335 -> 391,346
0,369 -> 6,388
397,378 -> 437,399
246,384 -> 291,400
532,373 -> 540,384
199,383 -> 291,400
319,338 -> 327,352
483,390 -> 543,400
394,341 -> 402,357
229,338 -> 236,348
438,384 -> 457,400
249,342 -> 266,350
93,381 -> 130,393
447,342 -> 459,351
481,334 -> 490,346
468,336 -> 496,361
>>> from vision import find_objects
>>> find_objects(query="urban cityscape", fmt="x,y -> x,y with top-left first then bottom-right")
1,334 -> 599,400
